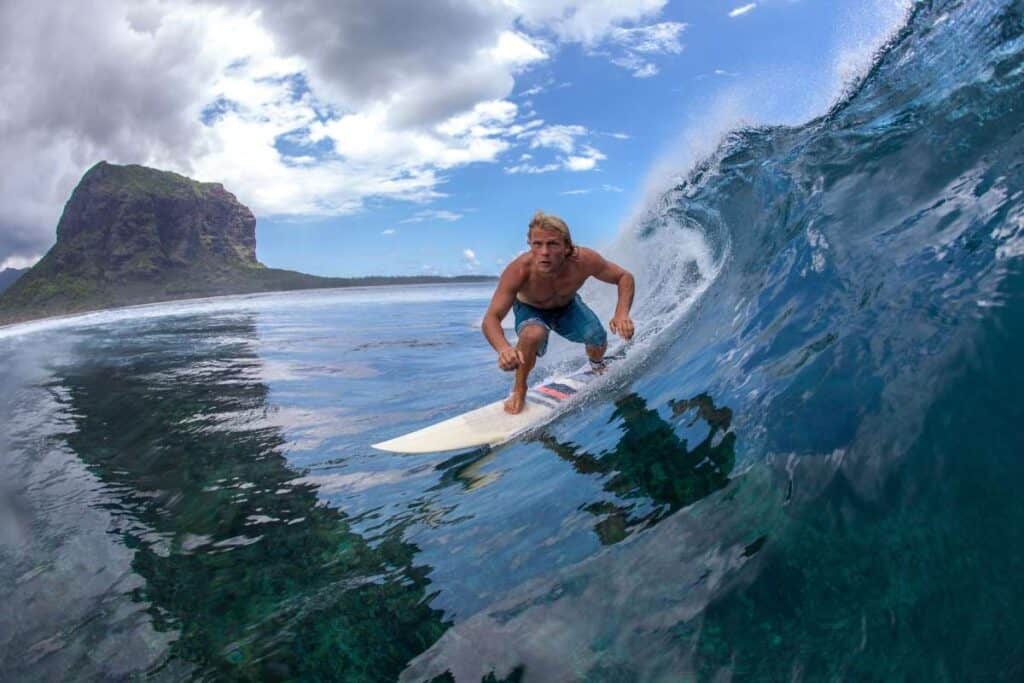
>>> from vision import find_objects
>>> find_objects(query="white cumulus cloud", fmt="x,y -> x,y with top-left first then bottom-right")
609,22 -> 686,54
401,209 -> 464,224
570,15 -> 686,77
529,124 -> 588,153
508,126 -> 606,173
729,4 -> 758,18
565,146 -> 606,171
0,0 -> 686,265
512,0 -> 667,45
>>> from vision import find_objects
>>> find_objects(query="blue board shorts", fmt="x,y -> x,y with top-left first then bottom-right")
513,295 -> 608,357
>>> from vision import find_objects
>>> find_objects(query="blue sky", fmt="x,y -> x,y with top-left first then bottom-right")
0,0 -> 908,276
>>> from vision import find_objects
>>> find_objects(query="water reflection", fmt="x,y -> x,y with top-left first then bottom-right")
50,316 -> 449,680
399,387 -> 767,683
537,392 -> 735,544
431,448 -> 501,492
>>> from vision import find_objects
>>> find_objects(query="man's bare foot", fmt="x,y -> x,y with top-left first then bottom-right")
504,388 -> 527,414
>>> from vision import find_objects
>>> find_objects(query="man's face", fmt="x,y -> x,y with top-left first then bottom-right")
529,228 -> 569,273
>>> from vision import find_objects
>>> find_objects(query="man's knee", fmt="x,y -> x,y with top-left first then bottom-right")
517,323 -> 548,350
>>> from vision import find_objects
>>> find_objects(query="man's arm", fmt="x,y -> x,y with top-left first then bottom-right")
482,263 -> 528,370
588,249 -> 635,341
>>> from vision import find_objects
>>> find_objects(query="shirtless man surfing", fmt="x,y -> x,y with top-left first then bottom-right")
482,211 -> 635,414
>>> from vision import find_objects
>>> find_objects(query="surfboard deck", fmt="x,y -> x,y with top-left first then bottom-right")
371,361 -> 613,454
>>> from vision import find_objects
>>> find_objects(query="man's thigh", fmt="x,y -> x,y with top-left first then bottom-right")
513,300 -> 552,356
553,297 -> 607,348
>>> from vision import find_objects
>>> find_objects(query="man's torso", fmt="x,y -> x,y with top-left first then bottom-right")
514,248 -> 594,309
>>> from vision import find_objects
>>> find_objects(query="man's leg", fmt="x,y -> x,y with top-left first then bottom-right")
552,296 -> 609,372
505,324 -> 548,414
585,343 -> 608,372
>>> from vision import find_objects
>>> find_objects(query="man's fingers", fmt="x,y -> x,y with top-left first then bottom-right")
498,349 -> 524,371
610,319 -> 630,331
611,318 -> 635,340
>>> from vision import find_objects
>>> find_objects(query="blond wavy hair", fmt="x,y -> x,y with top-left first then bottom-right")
527,210 -> 575,255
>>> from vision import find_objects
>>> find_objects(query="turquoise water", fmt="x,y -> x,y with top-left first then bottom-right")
4,0 -> 1024,679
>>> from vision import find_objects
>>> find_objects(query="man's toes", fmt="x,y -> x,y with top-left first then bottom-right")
504,395 -> 525,414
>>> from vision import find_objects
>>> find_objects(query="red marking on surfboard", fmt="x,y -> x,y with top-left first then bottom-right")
537,385 -> 570,401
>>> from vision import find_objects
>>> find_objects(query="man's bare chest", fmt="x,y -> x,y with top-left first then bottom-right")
520,270 -> 589,308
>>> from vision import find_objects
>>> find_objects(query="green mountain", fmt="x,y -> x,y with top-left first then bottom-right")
0,162 -> 491,325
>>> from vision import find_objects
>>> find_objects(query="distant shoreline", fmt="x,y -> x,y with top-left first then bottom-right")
0,275 -> 497,331
260,274 -> 498,286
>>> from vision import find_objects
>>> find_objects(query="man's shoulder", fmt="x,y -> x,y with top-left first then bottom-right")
508,252 -> 533,271
501,253 -> 532,282
573,246 -> 605,271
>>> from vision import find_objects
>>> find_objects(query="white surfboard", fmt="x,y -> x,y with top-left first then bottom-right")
371,362 -> 612,454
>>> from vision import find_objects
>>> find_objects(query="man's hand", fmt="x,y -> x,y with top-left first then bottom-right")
609,315 -> 635,341
498,346 -> 525,371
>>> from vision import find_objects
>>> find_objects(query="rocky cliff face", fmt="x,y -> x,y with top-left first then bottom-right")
0,162 -> 269,322
54,162 -> 259,274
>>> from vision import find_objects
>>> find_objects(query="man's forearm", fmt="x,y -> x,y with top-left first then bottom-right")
482,316 -> 513,352
615,273 -> 635,315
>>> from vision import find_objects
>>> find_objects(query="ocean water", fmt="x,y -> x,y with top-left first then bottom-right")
3,0 -> 1024,680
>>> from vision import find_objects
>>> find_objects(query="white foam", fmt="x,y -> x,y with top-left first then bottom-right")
831,0 -> 915,103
